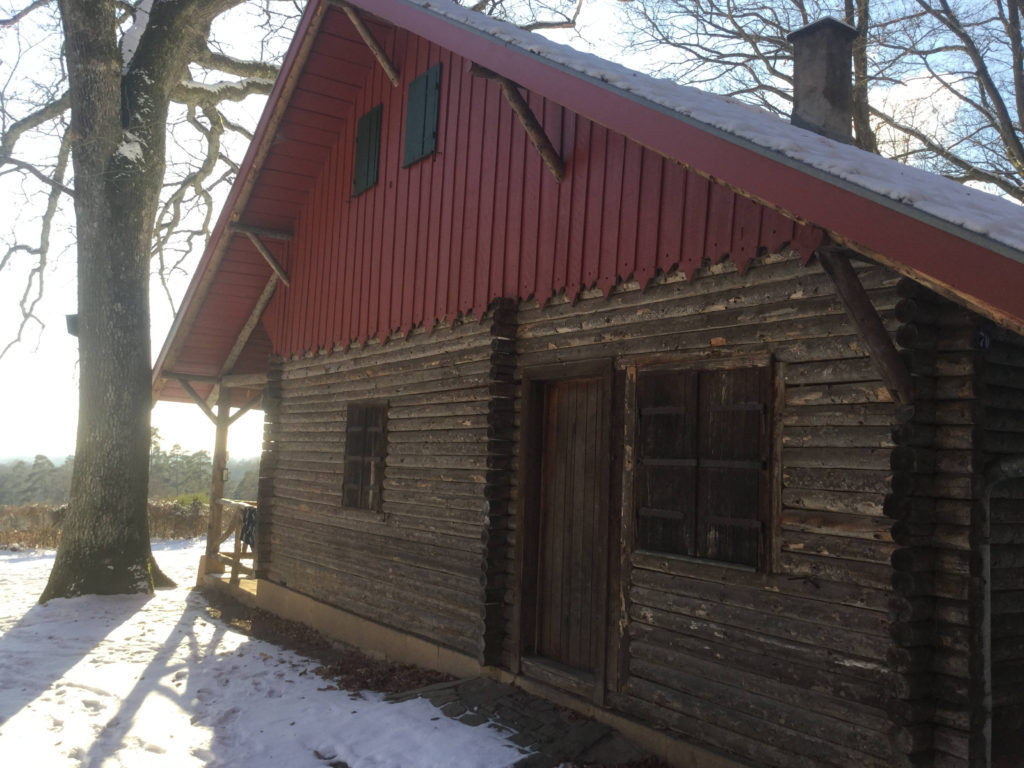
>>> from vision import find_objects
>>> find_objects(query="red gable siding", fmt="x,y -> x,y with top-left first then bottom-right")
261,28 -> 821,358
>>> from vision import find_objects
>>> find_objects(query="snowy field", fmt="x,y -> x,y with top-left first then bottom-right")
0,540 -> 524,767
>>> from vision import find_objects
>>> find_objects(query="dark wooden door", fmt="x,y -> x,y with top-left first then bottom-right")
533,375 -> 607,674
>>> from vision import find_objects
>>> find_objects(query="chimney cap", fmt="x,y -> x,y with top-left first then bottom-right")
787,17 -> 858,44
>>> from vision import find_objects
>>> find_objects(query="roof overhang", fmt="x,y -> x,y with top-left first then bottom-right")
153,0 -> 1024,406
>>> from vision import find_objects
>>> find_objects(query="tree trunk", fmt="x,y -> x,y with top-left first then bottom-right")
41,0 -> 167,601
847,0 -> 878,153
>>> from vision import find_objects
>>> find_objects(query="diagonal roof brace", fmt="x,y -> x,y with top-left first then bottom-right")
233,228 -> 291,287
205,273 -> 280,407
470,63 -> 565,182
816,244 -> 914,405
330,0 -> 400,86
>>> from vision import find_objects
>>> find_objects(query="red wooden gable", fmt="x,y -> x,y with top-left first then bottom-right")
153,0 -> 1024,404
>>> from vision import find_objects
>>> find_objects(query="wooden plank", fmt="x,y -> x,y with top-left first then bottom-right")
658,160 -> 686,275
565,115 -> 591,300
597,129 -> 625,295
474,75 -> 500,313
460,62 -> 485,317
551,105 -> 575,297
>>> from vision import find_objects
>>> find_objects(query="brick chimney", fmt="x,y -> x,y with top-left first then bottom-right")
786,18 -> 859,143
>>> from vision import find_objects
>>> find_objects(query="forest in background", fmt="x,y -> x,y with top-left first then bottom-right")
0,429 -> 260,506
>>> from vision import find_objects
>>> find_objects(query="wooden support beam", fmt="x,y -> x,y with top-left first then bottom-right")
470,63 -> 565,182
231,224 -> 293,241
174,376 -> 217,425
165,371 -> 267,388
205,389 -> 232,572
229,392 -> 263,426
817,247 -> 914,405
206,274 -> 278,406
330,1 -> 400,87
240,230 -> 291,287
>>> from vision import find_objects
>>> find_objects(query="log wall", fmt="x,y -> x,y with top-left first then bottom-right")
888,282 -> 983,767
510,252 -> 901,767
258,311 -> 512,661
254,246 -> 1020,765
982,324 -> 1024,762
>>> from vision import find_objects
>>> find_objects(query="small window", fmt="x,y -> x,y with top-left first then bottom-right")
403,63 -> 442,167
343,402 -> 387,511
353,103 -> 383,197
635,366 -> 770,567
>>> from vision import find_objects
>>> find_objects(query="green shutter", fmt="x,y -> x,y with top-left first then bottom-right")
403,63 -> 442,167
352,103 -> 382,197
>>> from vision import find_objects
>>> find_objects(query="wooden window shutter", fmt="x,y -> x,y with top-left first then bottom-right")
696,367 -> 769,567
353,103 -> 382,197
403,63 -> 442,167
635,365 -> 770,568
636,370 -> 699,556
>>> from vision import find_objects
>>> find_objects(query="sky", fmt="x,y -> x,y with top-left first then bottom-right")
0,1 -> 635,464
0,538 -> 526,767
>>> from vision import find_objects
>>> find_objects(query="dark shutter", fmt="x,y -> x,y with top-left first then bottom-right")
342,402 -> 387,511
636,371 -> 699,556
635,366 -> 769,567
352,103 -> 382,197
403,63 -> 442,167
697,367 -> 768,566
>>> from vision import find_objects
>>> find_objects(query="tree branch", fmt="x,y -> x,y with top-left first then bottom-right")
172,77 -> 276,106
1,155 -> 75,197
193,42 -> 280,80
0,127 -> 70,360
0,0 -> 50,28
0,91 -> 70,164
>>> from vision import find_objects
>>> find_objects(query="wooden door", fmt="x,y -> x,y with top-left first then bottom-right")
532,374 -> 608,675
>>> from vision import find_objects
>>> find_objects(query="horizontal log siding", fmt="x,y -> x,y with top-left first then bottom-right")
514,252 -> 900,767
259,315 -> 507,661
262,30 -> 825,359
983,325 -> 1024,763
889,281 -> 984,768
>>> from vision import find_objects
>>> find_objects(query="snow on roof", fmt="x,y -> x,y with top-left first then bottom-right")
399,0 -> 1024,260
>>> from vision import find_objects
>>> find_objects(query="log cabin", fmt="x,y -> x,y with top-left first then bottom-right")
152,2 -> 1024,765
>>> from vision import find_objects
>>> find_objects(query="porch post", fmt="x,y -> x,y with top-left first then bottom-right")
204,387 -> 232,572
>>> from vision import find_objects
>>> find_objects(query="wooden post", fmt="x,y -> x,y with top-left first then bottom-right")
205,387 -> 232,573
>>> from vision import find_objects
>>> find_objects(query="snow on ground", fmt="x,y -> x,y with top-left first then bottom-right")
0,540 -> 524,768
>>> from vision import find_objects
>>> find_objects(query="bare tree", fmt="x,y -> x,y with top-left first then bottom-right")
1,0 -> 298,600
0,0 -> 582,601
622,0 -> 1024,201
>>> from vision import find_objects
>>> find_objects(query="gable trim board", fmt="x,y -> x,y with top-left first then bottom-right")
153,3 -> 1024,766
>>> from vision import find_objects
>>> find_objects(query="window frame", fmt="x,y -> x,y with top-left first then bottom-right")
342,400 -> 388,515
621,354 -> 777,571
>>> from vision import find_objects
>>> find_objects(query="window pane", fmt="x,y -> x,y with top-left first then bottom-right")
342,402 -> 387,511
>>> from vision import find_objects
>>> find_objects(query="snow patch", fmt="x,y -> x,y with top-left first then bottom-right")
116,131 -> 145,163
0,540 -> 525,767
120,0 -> 155,72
